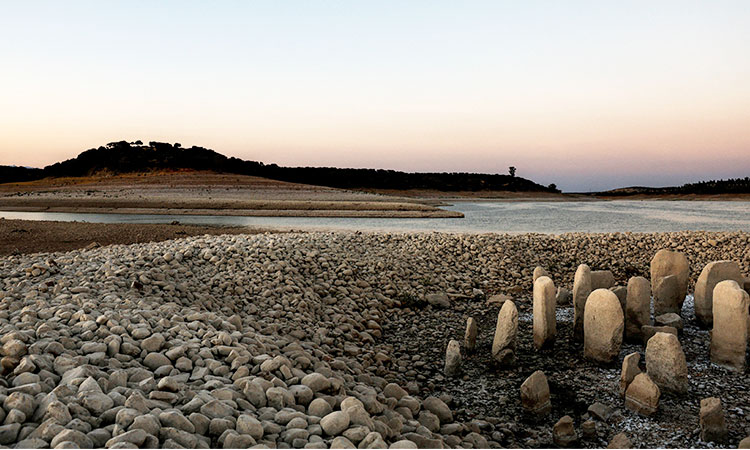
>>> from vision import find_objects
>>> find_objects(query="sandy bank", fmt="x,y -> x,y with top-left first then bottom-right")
0,171 -> 462,218
0,200 -> 462,218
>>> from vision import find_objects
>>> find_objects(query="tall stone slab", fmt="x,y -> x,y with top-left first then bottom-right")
624,373 -> 660,416
610,285 -> 627,314
694,261 -> 743,328
620,352 -> 641,397
583,289 -> 624,363
625,276 -> 651,343
520,370 -> 551,417
533,266 -> 550,284
464,317 -> 477,353
653,275 -> 681,316
492,300 -> 518,366
700,397 -> 728,443
444,340 -> 461,377
533,276 -> 557,350
591,270 -> 615,290
650,249 -> 689,310
710,280 -> 750,371
573,264 -> 592,342
645,332 -> 688,395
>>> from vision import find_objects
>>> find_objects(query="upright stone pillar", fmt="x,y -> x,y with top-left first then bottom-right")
645,332 -> 688,395
650,249 -> 689,310
694,261 -> 743,328
533,266 -> 549,284
573,264 -> 592,342
710,280 -> 750,371
533,276 -> 557,350
583,289 -> 624,363
625,276 -> 650,343
492,300 -> 518,366
464,317 -> 477,353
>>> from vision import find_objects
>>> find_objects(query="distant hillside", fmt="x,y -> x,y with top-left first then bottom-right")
599,177 -> 750,196
2,141 -> 560,193
0,166 -> 43,183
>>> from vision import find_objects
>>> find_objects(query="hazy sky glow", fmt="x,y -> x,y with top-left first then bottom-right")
1,1 -> 749,191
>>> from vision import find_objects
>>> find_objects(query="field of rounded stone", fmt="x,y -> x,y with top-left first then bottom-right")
0,230 -> 749,449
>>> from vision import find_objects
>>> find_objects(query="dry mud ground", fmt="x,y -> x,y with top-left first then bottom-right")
0,219 -> 267,256
0,171 -> 460,218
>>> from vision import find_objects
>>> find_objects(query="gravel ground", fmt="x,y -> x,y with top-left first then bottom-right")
0,230 -> 749,449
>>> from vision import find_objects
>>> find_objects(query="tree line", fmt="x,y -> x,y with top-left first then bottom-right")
601,177 -> 750,196
2,141 -> 560,192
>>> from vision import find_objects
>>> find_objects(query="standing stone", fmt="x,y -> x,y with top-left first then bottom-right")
588,402 -> 613,422
492,300 -> 518,366
645,332 -> 688,395
641,325 -> 678,344
610,286 -> 627,313
444,340 -> 461,377
573,264 -> 592,341
533,276 -> 557,350
650,249 -> 689,308
556,287 -> 572,305
591,270 -> 615,290
520,370 -> 551,417
710,280 -> 750,371
464,318 -> 477,353
699,397 -> 727,443
625,277 -> 650,343
624,373 -> 660,416
552,415 -> 577,447
583,289 -> 624,363
694,261 -> 743,328
581,420 -> 597,440
653,275 -> 681,316
607,432 -> 633,449
533,266 -> 549,283
620,352 -> 641,397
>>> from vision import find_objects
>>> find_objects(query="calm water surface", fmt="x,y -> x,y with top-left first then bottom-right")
2,201 -> 750,234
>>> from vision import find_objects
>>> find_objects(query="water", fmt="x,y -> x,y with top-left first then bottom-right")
2,200 -> 750,234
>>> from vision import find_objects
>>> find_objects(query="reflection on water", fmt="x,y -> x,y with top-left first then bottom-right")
2,201 -> 750,234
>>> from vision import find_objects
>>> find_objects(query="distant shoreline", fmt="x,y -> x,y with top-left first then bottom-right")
0,171 -> 463,218
1,172 -> 748,224
371,189 -> 750,203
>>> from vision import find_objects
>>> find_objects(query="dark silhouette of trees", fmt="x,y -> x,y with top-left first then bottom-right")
1,141 -> 561,193
600,177 -> 750,196
0,166 -> 43,183
509,166 -> 516,177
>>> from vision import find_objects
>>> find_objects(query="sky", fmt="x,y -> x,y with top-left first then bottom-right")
1,1 -> 749,192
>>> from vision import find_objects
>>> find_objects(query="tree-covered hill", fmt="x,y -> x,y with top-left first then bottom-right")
2,141 -> 560,192
598,177 -> 750,196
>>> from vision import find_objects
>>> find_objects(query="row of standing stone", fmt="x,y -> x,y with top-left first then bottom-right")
443,249 -> 750,446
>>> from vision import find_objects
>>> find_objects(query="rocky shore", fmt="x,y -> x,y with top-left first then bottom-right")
1,230 -> 749,449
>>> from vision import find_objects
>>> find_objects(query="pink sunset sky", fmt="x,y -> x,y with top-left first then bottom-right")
1,1 -> 749,191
